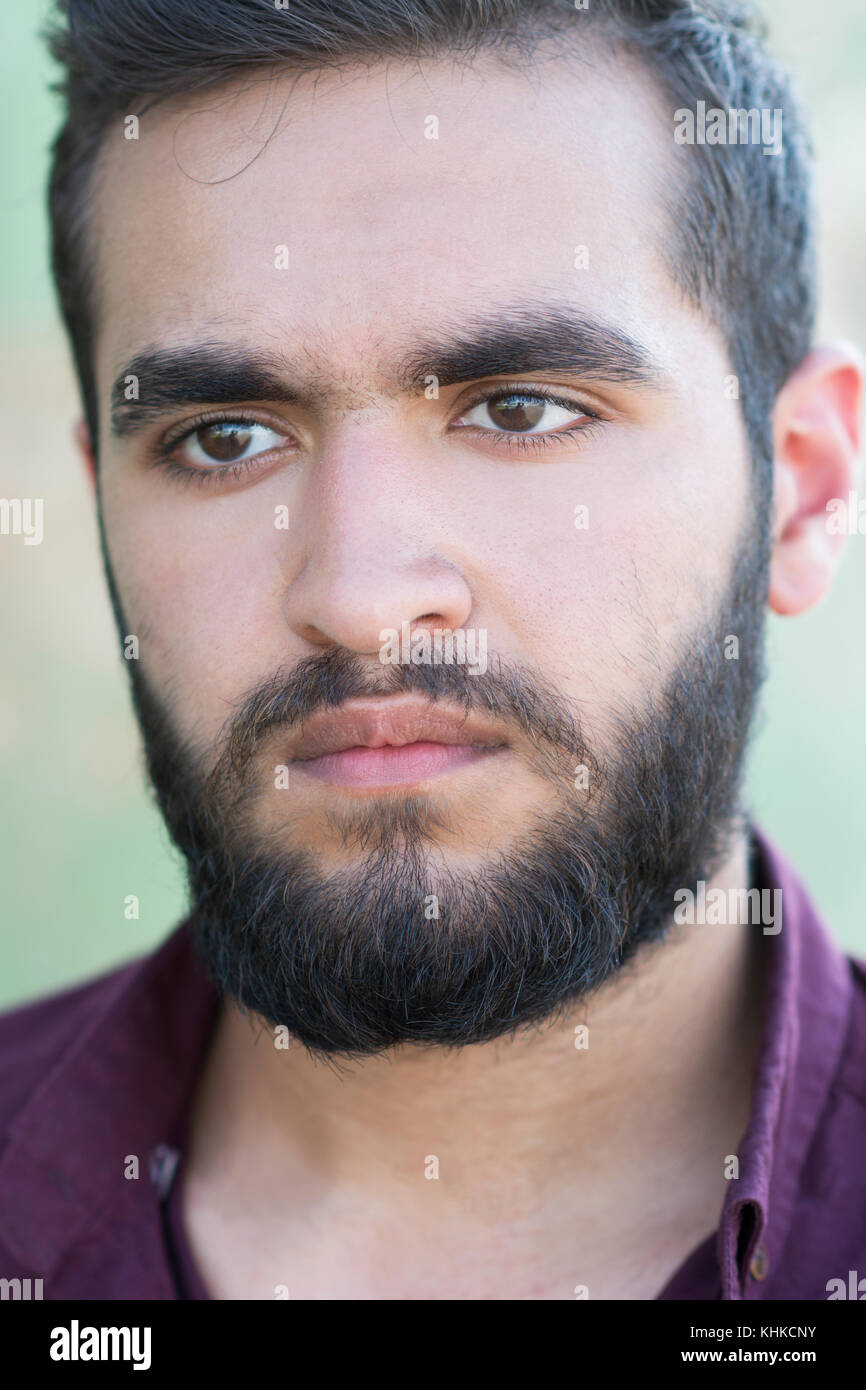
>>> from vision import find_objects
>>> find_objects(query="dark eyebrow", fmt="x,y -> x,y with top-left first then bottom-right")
400,302 -> 669,393
110,348 -> 305,437
109,303 -> 671,437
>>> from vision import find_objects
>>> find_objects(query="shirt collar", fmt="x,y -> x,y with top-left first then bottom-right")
0,922 -> 219,1283
715,827 -> 853,1299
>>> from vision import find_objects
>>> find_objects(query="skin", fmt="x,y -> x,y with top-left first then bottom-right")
78,48 -> 861,1298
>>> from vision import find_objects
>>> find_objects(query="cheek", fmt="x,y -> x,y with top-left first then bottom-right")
102,484 -> 289,742
482,439 -> 740,714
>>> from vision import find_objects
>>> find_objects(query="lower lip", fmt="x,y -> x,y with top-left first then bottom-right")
295,741 -> 500,787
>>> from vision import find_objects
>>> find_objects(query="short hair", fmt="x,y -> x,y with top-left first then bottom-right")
45,0 -> 815,497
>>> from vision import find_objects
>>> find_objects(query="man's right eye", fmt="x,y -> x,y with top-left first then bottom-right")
175,420 -> 289,467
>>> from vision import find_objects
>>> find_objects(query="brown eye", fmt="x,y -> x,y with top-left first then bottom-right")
197,422 -> 254,461
457,392 -> 589,437
177,420 -> 288,468
486,395 -> 547,432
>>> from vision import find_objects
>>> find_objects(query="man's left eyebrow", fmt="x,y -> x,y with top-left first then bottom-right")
395,303 -> 672,393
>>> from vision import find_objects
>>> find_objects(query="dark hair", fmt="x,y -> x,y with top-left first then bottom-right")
46,0 -> 816,494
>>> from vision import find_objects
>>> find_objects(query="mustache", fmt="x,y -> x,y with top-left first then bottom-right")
212,645 -> 596,787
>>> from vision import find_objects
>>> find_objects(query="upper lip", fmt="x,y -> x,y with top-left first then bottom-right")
286,696 -> 508,762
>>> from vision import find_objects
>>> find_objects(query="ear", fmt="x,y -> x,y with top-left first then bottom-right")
769,343 -> 864,616
74,419 -> 98,492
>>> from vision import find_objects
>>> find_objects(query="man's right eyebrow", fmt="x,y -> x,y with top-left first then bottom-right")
110,347 -> 308,437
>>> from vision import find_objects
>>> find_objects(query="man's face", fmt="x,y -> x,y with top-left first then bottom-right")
88,51 -> 765,1051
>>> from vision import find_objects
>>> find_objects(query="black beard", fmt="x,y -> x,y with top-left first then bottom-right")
98,510 -> 770,1059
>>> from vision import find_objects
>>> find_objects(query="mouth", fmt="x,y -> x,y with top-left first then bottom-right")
285,695 -> 509,789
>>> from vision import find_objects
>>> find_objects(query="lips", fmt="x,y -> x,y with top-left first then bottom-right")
285,695 -> 508,763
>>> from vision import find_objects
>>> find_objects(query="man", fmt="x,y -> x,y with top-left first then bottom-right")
0,0 -> 863,1301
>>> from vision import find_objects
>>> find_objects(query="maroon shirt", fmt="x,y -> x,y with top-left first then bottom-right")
1,827 -> 864,1300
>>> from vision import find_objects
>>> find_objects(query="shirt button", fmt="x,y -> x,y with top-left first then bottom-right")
749,1243 -> 770,1281
148,1143 -> 180,1199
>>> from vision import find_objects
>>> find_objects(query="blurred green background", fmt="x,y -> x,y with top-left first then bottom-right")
1,0 -> 865,1009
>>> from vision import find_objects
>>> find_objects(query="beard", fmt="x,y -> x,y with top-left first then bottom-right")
99,509 -> 770,1059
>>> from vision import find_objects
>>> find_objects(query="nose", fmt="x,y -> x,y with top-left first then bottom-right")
282,423 -> 474,655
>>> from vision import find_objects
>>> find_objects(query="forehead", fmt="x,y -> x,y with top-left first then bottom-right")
93,49 -> 687,391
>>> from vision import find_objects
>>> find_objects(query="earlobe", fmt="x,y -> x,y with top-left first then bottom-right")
768,344 -> 864,617
74,419 -> 98,491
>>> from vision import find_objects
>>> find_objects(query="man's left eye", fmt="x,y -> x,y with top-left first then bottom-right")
180,421 -> 287,466
457,393 -> 588,435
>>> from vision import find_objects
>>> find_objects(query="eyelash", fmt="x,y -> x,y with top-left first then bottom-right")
456,385 -> 604,455
149,386 -> 606,487
151,412 -> 275,489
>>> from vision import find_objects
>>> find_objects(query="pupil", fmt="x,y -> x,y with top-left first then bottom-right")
490,395 -> 545,432
200,423 -> 253,461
